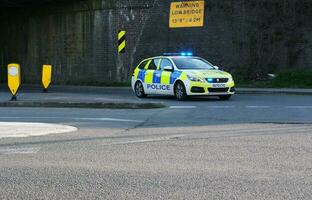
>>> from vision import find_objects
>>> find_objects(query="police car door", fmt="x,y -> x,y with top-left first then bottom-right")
144,58 -> 160,94
159,58 -> 174,95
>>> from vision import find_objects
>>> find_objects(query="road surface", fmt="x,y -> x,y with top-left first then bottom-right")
0,94 -> 312,199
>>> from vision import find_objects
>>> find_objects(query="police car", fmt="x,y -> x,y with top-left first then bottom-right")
131,53 -> 235,100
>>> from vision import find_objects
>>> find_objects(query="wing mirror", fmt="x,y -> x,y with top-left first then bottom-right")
163,66 -> 174,72
214,66 -> 219,70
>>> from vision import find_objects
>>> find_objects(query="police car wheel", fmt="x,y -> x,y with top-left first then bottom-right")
135,81 -> 147,98
174,82 -> 187,101
219,95 -> 231,100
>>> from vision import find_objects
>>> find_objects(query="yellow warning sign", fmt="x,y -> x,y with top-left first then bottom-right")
7,63 -> 21,97
169,1 -> 205,28
42,64 -> 52,90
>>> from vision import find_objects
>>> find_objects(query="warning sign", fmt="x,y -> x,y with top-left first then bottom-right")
169,1 -> 205,28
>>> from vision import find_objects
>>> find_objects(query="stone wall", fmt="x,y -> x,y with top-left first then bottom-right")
0,0 -> 311,84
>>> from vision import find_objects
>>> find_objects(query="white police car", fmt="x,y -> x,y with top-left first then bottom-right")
131,53 -> 235,100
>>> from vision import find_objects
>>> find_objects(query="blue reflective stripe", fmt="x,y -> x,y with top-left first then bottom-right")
170,71 -> 182,84
153,70 -> 161,84
138,70 -> 146,82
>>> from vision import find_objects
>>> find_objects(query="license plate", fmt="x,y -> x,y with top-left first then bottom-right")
212,83 -> 226,88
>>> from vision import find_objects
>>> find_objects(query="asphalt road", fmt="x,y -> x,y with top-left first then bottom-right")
0,94 -> 312,199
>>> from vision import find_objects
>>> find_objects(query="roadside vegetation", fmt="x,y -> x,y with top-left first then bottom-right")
236,70 -> 312,88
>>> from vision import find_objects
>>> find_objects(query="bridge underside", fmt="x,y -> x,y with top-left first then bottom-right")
0,0 -> 60,7
0,0 -> 311,85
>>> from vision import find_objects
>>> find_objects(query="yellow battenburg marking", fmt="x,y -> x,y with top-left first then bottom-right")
143,60 -> 153,83
179,72 -> 188,81
228,82 -> 235,88
134,68 -> 139,79
144,60 -> 152,70
7,63 -> 21,96
155,59 -> 161,70
145,70 -> 154,84
161,71 -> 171,84
42,64 -> 52,89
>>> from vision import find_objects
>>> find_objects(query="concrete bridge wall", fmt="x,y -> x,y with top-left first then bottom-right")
0,0 -> 311,84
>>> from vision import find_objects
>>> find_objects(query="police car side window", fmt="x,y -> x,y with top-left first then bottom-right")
160,59 -> 173,70
138,60 -> 148,69
147,59 -> 159,70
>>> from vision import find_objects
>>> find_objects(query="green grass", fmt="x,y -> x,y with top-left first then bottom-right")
236,70 -> 312,88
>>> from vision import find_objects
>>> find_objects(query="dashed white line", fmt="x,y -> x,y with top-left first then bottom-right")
170,106 -> 197,109
73,118 -> 143,122
285,106 -> 312,109
45,97 -> 67,100
103,135 -> 186,146
207,106 -> 235,109
0,147 -> 40,155
246,106 -> 271,109
104,138 -> 166,146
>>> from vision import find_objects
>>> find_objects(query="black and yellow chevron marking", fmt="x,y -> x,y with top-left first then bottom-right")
118,30 -> 126,54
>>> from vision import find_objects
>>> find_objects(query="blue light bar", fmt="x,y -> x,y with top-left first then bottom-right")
163,53 -> 180,56
186,52 -> 193,56
163,52 -> 194,56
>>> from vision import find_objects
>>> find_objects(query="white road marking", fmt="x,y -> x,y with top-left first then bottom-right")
207,106 -> 235,109
73,118 -> 143,122
170,106 -> 197,109
246,106 -> 271,108
0,122 -> 77,139
0,147 -> 40,155
103,135 -> 186,146
105,138 -> 166,146
285,106 -> 312,109
0,117 -> 142,123
94,98 -> 119,101
46,97 -> 67,100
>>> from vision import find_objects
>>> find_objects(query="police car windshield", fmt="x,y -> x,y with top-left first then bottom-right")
172,57 -> 215,70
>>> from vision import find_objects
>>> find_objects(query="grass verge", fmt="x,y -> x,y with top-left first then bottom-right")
236,70 -> 312,88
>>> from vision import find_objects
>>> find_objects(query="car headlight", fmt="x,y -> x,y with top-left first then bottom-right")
187,74 -> 205,82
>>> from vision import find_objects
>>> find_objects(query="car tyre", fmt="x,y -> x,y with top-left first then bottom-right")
135,81 -> 147,98
219,95 -> 232,100
174,81 -> 187,101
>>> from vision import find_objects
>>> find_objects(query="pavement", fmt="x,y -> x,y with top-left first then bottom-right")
0,85 -> 311,108
0,85 -> 165,109
0,85 -> 312,199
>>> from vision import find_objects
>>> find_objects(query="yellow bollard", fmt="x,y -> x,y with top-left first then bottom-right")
42,64 -> 52,92
7,63 -> 21,101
